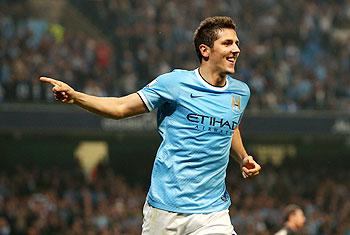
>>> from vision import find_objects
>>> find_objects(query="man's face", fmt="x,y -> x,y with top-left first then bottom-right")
293,209 -> 306,229
207,28 -> 240,75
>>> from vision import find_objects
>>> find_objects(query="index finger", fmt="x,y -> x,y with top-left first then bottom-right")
39,77 -> 61,86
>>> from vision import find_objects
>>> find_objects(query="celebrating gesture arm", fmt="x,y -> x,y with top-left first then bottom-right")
230,127 -> 261,178
40,77 -> 148,119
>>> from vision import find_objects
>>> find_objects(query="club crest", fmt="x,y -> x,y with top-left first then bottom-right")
232,96 -> 241,111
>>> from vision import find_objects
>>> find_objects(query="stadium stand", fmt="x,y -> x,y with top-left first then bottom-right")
1,0 -> 349,111
0,163 -> 349,234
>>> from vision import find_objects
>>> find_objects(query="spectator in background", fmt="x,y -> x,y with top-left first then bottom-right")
275,204 -> 306,235
0,217 -> 10,235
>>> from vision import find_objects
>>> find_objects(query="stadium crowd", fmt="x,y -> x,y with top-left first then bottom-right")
0,164 -> 145,235
0,162 -> 349,235
0,12 -> 115,103
1,0 -> 349,111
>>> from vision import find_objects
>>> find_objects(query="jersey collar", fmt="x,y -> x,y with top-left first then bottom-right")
194,68 -> 229,91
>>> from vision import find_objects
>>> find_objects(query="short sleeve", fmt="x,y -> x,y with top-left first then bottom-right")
237,83 -> 250,125
137,72 -> 177,111
240,83 -> 250,112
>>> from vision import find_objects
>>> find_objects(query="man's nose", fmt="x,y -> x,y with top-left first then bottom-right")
232,46 -> 240,53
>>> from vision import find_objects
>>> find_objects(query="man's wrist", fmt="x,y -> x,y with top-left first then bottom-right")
72,91 -> 83,104
239,155 -> 249,165
241,154 -> 253,166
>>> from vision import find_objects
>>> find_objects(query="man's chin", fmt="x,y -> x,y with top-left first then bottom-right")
226,68 -> 235,75
219,69 -> 235,78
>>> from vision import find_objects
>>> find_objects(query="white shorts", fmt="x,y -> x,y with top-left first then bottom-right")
141,202 -> 237,235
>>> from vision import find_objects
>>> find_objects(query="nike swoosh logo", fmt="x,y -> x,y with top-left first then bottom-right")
190,94 -> 203,98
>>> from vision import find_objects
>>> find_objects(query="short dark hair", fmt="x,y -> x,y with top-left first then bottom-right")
283,204 -> 302,222
193,16 -> 237,62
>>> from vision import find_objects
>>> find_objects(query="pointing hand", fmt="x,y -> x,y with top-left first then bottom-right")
40,77 -> 76,104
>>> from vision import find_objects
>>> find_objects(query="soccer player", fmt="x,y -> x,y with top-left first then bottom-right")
40,16 -> 261,234
275,204 -> 306,235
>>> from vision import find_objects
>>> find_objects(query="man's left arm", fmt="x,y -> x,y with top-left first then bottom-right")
230,126 -> 261,178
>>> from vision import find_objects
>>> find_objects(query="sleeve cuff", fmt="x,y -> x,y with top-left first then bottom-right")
137,91 -> 153,112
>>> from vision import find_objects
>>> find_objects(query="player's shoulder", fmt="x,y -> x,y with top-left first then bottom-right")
227,75 -> 250,96
159,68 -> 194,79
155,69 -> 194,84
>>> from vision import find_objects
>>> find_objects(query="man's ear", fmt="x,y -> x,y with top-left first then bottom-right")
199,44 -> 210,61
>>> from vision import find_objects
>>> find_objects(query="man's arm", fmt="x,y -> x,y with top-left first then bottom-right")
230,126 -> 261,178
40,77 -> 148,119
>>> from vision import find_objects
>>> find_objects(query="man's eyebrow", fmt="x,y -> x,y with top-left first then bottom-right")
222,39 -> 239,44
223,39 -> 234,43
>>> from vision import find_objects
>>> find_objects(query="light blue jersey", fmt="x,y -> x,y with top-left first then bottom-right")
137,68 -> 250,213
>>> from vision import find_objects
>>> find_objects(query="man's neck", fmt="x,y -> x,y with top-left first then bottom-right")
198,65 -> 227,87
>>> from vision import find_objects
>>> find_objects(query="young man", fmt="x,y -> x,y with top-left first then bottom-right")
275,204 -> 306,235
41,16 -> 261,234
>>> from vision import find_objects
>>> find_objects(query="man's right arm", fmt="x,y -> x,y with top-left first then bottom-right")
40,77 -> 148,119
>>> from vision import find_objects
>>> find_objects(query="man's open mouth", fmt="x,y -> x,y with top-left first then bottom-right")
226,57 -> 235,63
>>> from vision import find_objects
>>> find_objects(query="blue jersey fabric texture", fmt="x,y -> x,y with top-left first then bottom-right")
137,68 -> 250,214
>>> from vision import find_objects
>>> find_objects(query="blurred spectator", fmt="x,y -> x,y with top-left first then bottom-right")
274,204 -> 306,235
0,217 -> 10,235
